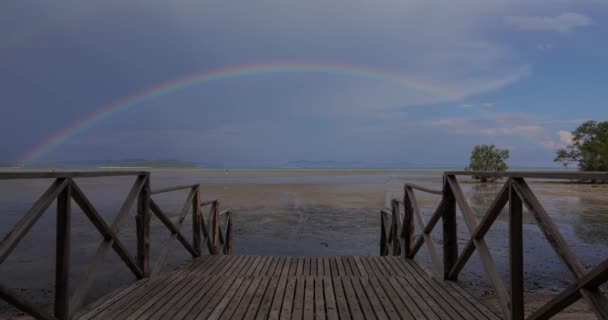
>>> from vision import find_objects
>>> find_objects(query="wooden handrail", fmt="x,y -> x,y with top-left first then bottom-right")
446,171 -> 608,180
0,171 -> 233,320
404,183 -> 443,195
383,171 -> 608,320
150,184 -> 198,195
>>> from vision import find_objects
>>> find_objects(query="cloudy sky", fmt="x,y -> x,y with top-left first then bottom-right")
1,0 -> 607,167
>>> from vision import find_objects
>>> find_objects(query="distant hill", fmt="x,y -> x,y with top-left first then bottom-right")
22,159 -> 202,169
283,160 -> 367,168
283,160 -> 419,169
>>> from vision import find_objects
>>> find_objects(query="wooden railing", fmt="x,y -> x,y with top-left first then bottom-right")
0,171 -> 232,320
380,171 -> 608,320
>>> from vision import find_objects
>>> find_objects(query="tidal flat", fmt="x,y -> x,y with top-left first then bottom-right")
0,169 -> 606,317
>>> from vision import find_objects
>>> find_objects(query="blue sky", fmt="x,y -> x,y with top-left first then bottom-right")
1,1 -> 607,167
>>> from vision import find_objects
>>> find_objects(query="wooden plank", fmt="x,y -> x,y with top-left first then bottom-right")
292,277 -> 305,320
448,181 -> 510,280
444,171 -> 608,181
369,258 -> 423,320
332,276 -> 351,319
274,257 -> 286,276
335,256 -> 346,277
83,258 -> 211,319
408,258 -> 500,319
296,257 -> 305,276
269,258 -> 292,319
303,257 -> 311,277
252,256 -> 268,276
244,277 -> 272,320
204,277 -> 251,320
150,184 -> 197,195
190,257 -> 253,319
280,277 -> 297,319
392,258 -> 463,320
232,276 -> 265,320
401,259 -> 491,320
512,178 -> 608,319
0,284 -> 56,320
509,184 -> 524,320
364,276 -> 402,320
146,258 -> 227,319
256,276 -> 279,319
171,258 -> 233,319
0,178 -> 68,263
55,178 -> 71,320
303,277 -> 315,320
356,277 -> 390,320
353,256 -> 368,278
347,276 -> 375,320
145,270 -> 216,320
323,257 -> 331,277
314,277 -> 326,320
207,276 -> 250,320
246,256 -> 264,276
121,272 -> 201,320
446,175 -> 511,319
317,257 -> 324,276
338,277 -> 364,319
346,257 -> 361,277
322,276 -> 339,320
115,274 -> 199,319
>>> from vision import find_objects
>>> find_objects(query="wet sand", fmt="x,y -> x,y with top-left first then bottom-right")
1,169 -> 607,318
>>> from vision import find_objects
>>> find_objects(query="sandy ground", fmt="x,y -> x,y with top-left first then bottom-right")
1,170 -> 607,318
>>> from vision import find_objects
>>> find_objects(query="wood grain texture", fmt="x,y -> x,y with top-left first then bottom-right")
77,256 -> 499,320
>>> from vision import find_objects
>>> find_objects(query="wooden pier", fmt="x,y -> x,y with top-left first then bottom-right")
78,256 -> 499,320
1,171 -> 607,320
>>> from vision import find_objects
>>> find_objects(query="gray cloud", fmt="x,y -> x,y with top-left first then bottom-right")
505,12 -> 592,32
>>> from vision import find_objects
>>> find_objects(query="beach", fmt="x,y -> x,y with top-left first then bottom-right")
1,169 -> 607,318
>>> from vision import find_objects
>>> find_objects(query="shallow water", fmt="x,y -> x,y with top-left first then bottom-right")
0,170 -> 607,315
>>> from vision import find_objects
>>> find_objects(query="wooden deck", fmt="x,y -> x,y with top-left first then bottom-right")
78,255 -> 499,320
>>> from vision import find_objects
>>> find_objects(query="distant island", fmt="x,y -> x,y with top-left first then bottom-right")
12,159 -> 201,169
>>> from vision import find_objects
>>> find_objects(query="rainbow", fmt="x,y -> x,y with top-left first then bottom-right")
18,62 -> 462,164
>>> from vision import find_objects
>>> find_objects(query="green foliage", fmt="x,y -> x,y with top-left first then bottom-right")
466,144 -> 510,182
554,120 -> 608,172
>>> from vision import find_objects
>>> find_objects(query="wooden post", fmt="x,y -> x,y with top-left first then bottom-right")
403,189 -> 414,258
509,182 -> 524,320
442,175 -> 458,280
136,174 -> 151,276
391,199 -> 401,256
192,186 -> 201,257
380,211 -> 388,256
55,178 -> 71,320
224,213 -> 233,255
209,201 -> 220,254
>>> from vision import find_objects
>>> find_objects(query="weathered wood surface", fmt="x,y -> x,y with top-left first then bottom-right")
445,171 -> 608,181
78,255 -> 499,320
